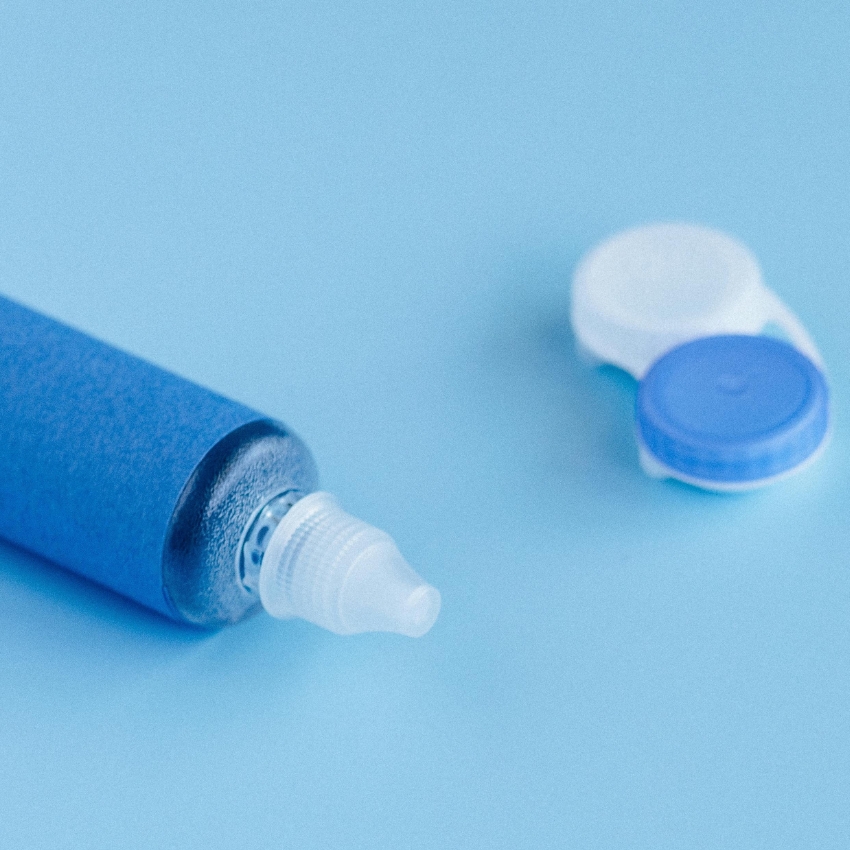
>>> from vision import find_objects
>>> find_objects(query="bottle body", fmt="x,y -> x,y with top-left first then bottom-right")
0,295 -> 318,625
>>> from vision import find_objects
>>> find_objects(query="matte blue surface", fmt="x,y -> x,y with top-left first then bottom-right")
0,295 -> 264,618
637,335 -> 830,482
1,2 -> 849,849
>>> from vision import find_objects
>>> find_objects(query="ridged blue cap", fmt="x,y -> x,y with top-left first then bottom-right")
636,335 -> 829,483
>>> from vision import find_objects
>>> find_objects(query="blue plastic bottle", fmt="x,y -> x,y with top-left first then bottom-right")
0,296 -> 440,636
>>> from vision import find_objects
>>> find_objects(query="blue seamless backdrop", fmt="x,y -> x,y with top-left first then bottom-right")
0,2 -> 848,848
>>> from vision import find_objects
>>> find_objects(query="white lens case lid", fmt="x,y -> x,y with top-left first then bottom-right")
571,222 -> 823,378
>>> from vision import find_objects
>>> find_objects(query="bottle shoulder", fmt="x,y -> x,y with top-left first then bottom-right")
162,419 -> 319,627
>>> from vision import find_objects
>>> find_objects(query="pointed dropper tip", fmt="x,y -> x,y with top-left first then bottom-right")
395,583 -> 442,638
336,535 -> 441,637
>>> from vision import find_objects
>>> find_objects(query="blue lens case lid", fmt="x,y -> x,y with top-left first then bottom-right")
636,335 -> 830,489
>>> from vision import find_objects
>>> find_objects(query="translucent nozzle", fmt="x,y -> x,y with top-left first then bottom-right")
258,492 -> 441,637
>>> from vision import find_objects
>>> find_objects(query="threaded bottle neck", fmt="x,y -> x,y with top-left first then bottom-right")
238,490 -> 304,594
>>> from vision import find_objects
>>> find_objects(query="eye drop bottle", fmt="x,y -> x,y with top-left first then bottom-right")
0,295 -> 440,637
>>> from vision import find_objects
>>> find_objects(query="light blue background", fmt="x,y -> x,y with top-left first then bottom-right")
1,2 -> 849,847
